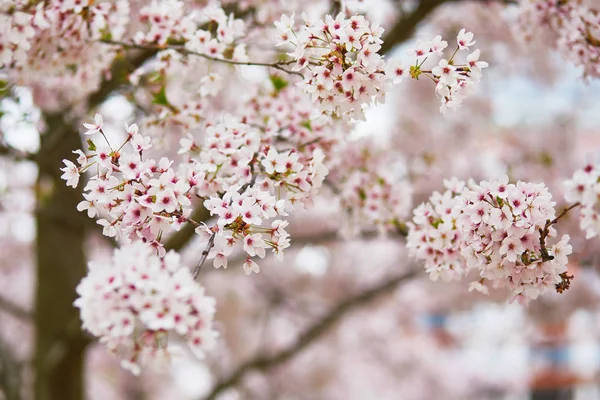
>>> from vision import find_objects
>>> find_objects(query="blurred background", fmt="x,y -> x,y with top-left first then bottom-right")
2,0 -> 600,399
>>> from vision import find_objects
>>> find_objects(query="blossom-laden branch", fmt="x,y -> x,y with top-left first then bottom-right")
164,205 -> 211,252
519,0 -> 600,78
100,40 -> 304,77
148,0 -> 460,255
193,230 -> 216,280
537,201 -> 582,264
202,269 -> 417,400
276,14 -> 487,116
405,175 -> 588,305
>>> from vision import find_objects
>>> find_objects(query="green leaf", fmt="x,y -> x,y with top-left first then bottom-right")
100,29 -> 112,42
539,151 -> 553,167
431,218 -> 443,229
496,196 -> 504,207
87,139 -> 96,152
300,120 -> 312,131
270,75 -> 289,93
358,188 -> 367,201
152,85 -> 170,107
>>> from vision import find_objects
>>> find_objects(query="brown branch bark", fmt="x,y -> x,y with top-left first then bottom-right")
380,0 -> 516,54
381,0 -> 458,54
34,112 -> 90,400
202,269 -> 417,400
0,337 -> 22,400
164,205 -> 211,252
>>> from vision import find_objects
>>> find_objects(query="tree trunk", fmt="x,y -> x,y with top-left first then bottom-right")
34,113 -> 89,400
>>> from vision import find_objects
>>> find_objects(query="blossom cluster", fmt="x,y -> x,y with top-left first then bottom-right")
62,112 -> 329,276
564,163 -> 600,238
134,0 -> 247,63
0,1 -> 130,111
239,82 -> 412,237
458,176 -> 571,303
186,116 -> 329,273
408,176 -> 573,304
397,29 -> 488,113
328,140 -> 412,236
519,0 -> 600,78
276,13 -> 390,120
240,79 -> 345,154
75,241 -> 217,375
61,114 -> 197,255
406,178 -> 465,282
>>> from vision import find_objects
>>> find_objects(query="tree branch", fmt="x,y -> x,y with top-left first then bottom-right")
0,294 -> 32,322
202,269 -> 417,400
164,205 -> 211,252
380,0 -> 516,54
100,40 -> 303,77
0,142 -> 36,162
0,336 -> 22,400
381,0 -> 458,54
86,48 -> 157,109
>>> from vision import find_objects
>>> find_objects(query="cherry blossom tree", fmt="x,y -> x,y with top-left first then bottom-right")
1,0 -> 600,399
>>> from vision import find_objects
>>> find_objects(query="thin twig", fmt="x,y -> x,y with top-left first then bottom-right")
548,202 -> 581,228
193,231 -> 216,280
101,40 -> 304,77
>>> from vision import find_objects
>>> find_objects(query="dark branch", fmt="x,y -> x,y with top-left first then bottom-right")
381,0 -> 458,54
193,231 -> 216,280
0,337 -> 22,400
202,269 -> 417,400
0,142 -> 36,162
0,294 -> 32,322
87,48 -> 157,109
164,205 -> 212,252
380,0 -> 516,54
101,40 -> 303,77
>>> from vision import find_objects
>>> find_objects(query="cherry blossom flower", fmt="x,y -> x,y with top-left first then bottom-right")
564,163 -> 600,238
60,160 -> 80,188
83,113 -> 104,135
456,28 -> 476,49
